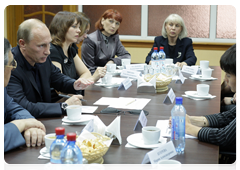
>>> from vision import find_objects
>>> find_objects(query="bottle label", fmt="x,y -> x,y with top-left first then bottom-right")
171,116 -> 185,140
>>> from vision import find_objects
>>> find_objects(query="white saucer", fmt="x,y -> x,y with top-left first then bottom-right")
95,82 -> 120,87
126,133 -> 166,149
185,91 -> 213,99
191,74 -> 217,81
40,147 -> 50,158
62,115 -> 95,123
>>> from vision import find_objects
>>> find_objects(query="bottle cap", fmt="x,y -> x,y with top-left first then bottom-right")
55,127 -> 65,135
67,133 -> 76,141
153,47 -> 158,51
176,97 -> 183,104
160,46 -> 164,50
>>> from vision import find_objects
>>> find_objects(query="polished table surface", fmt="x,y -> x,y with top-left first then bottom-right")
4,66 -> 222,164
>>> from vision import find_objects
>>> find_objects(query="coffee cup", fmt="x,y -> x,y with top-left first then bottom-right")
44,133 -> 56,152
142,126 -> 161,145
200,60 -> 209,69
157,160 -> 182,170
202,69 -> 212,78
101,73 -> 112,84
106,64 -> 116,73
197,84 -> 210,96
66,105 -> 82,120
121,59 -> 131,68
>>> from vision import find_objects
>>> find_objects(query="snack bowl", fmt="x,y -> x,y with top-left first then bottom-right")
76,132 -> 111,164
144,73 -> 172,92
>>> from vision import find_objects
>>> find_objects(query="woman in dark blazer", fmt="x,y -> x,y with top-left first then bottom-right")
81,9 -> 131,74
145,14 -> 197,68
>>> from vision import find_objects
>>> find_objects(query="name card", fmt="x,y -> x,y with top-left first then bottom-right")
182,65 -> 198,75
120,69 -> 141,79
118,78 -> 132,91
163,88 -> 176,105
141,141 -> 177,164
126,64 -> 147,71
133,110 -> 147,131
82,119 -> 94,132
175,70 -> 185,84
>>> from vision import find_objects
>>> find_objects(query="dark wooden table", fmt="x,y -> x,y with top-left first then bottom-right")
4,66 -> 222,164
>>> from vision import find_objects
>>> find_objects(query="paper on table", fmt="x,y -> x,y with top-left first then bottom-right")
82,106 -> 98,113
93,97 -> 119,105
156,120 -> 197,139
108,97 -> 151,110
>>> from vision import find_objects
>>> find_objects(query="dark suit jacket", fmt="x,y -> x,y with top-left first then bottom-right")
145,36 -> 197,65
4,88 -> 34,152
81,30 -> 131,74
7,46 -> 78,118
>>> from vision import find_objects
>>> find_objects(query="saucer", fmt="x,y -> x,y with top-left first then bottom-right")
40,147 -> 50,158
95,82 -> 120,87
126,133 -> 166,149
185,91 -> 213,99
191,75 -> 217,81
62,115 -> 95,123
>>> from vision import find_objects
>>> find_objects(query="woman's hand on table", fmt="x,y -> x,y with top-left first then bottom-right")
176,62 -> 187,68
74,78 -> 94,90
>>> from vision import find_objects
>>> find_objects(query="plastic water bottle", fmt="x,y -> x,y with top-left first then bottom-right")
158,46 -> 166,73
60,133 -> 83,164
171,97 -> 186,154
151,47 -> 160,74
50,127 -> 66,164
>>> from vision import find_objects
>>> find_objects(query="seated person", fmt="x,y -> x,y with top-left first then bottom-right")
81,9 -> 131,74
48,11 -> 106,102
4,38 -> 46,152
170,44 -> 236,155
7,19 -> 94,118
145,14 -> 197,68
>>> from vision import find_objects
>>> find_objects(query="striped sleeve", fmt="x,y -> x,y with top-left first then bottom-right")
197,106 -> 236,147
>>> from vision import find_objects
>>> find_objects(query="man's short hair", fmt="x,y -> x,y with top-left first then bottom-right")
220,44 -> 236,76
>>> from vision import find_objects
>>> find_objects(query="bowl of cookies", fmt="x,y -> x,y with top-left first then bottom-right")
76,132 -> 112,164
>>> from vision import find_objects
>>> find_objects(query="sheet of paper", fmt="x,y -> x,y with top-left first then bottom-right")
108,97 -> 151,110
156,120 -> 197,139
82,106 -> 98,113
93,97 -> 119,105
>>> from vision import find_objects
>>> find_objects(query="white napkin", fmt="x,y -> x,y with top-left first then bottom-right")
182,94 -> 216,100
93,116 -> 106,136
106,116 -> 122,144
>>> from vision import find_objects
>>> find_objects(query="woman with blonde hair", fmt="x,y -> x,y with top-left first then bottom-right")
145,14 -> 197,68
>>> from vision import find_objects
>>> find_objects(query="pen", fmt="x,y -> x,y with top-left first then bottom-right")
126,99 -> 136,106
58,94 -> 87,102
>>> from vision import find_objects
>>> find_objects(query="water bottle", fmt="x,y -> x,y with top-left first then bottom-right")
151,47 -> 160,74
60,133 -> 83,164
50,127 -> 66,164
158,46 -> 166,73
171,97 -> 186,155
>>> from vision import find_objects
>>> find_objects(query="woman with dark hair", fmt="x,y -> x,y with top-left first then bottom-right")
81,9 -> 131,74
169,44 -> 236,162
49,11 -> 103,101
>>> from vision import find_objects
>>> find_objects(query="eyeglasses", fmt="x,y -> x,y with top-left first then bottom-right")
6,59 -> 17,71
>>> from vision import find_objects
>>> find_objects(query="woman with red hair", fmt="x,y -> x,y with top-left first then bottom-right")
81,9 -> 131,74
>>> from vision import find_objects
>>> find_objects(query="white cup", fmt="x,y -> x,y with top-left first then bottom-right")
66,105 -> 82,120
165,58 -> 173,65
106,64 -> 116,73
158,159 -> 181,169
200,60 -> 209,69
101,73 -> 112,84
202,69 -> 212,78
142,126 -> 161,145
44,133 -> 56,152
197,84 -> 210,96
121,59 -> 131,68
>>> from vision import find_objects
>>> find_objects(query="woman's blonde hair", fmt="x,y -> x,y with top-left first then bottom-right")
161,14 -> 187,40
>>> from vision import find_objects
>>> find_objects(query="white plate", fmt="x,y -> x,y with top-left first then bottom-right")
40,147 -> 50,158
126,133 -> 166,149
95,82 -> 120,87
191,74 -> 216,80
62,115 -> 95,123
185,91 -> 213,99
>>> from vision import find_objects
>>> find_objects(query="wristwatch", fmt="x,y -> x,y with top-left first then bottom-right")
231,98 -> 235,104
61,102 -> 68,110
